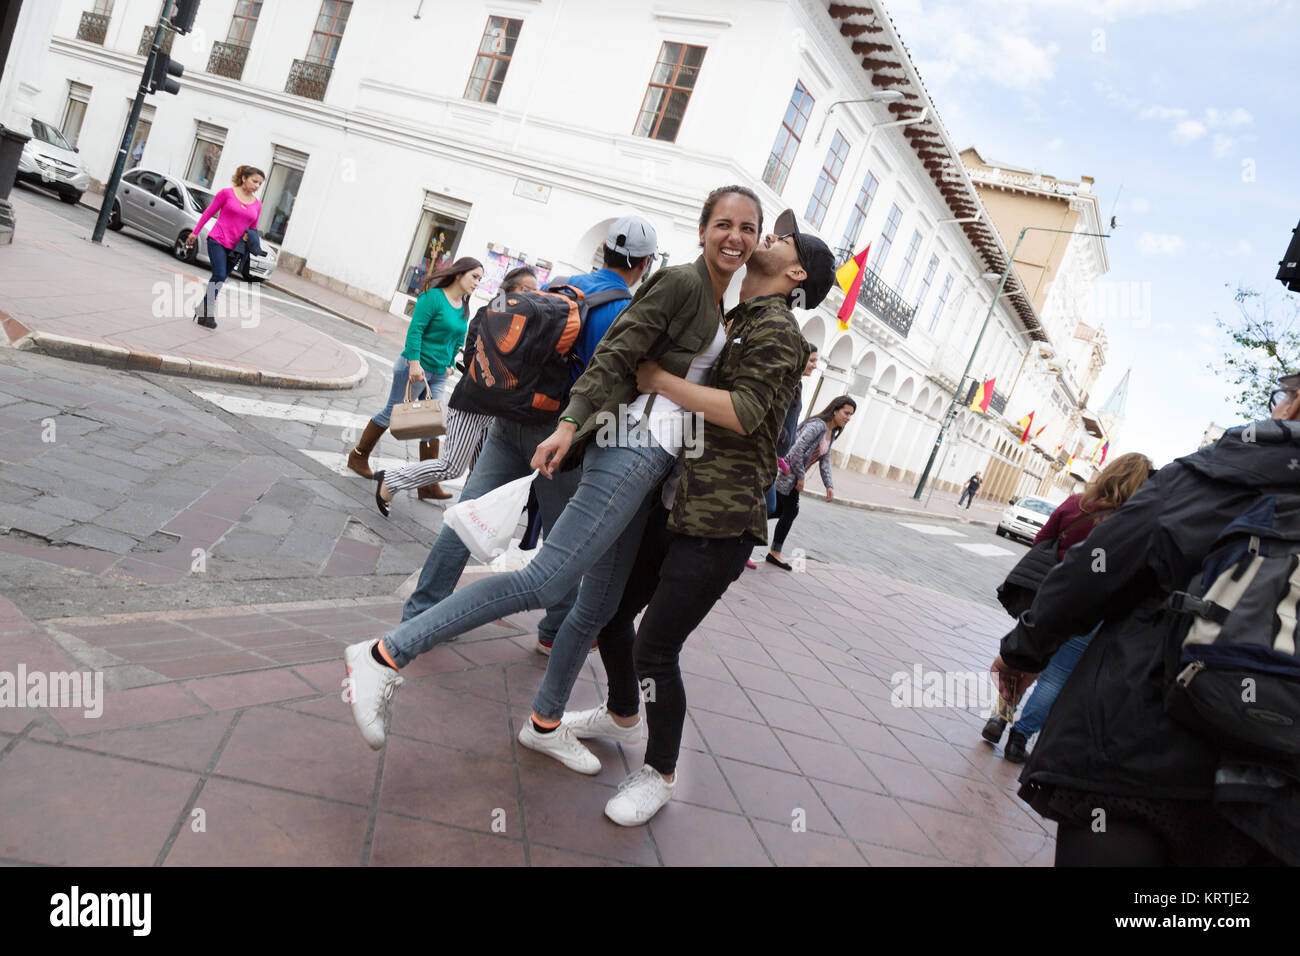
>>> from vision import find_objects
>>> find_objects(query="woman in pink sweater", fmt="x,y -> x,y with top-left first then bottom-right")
188,164 -> 264,329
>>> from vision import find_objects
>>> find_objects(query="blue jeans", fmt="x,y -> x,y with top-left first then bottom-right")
372,356 -> 445,427
201,237 -> 231,316
399,418 -> 580,644
383,435 -> 675,720
1015,627 -> 1098,737
765,485 -> 778,518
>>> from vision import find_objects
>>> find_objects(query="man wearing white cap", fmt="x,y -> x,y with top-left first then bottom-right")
392,216 -> 659,655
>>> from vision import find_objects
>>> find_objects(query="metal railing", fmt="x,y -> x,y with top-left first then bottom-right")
284,59 -> 332,100
856,266 -> 916,337
207,40 -> 250,80
77,11 -> 109,45
137,24 -> 174,56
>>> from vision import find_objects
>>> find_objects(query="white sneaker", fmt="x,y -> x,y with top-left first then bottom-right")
344,640 -> 404,750
562,706 -> 643,745
605,765 -> 676,826
518,720 -> 601,775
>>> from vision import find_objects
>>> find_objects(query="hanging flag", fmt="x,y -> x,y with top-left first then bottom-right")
1067,453 -> 1076,471
1034,425 -> 1047,439
1099,440 -> 1110,466
1053,443 -> 1064,457
1090,441 -> 1105,464
835,245 -> 871,331
968,377 -> 996,413
1017,411 -> 1035,444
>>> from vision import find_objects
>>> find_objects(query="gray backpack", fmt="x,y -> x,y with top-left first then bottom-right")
1163,492 -> 1300,761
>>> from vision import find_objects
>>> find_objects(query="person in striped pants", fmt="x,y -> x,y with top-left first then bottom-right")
373,266 -> 538,515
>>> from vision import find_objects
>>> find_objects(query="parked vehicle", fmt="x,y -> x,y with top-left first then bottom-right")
997,494 -> 1057,543
15,120 -> 91,204
107,168 -> 278,280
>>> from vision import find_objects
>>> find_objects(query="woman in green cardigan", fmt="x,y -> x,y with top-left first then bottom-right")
348,256 -> 483,499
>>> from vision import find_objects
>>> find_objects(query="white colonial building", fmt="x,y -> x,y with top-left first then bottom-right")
21,0 -> 1114,498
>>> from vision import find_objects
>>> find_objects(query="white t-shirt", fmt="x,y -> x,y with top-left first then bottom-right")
625,323 -> 727,457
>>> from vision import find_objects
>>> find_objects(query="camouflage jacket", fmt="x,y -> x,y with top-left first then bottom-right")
667,294 -> 809,543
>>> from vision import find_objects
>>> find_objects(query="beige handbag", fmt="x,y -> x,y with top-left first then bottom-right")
389,380 -> 445,439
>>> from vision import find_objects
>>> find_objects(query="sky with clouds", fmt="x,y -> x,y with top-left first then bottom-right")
883,0 -> 1299,466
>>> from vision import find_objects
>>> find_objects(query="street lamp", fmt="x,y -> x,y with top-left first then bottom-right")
815,90 -> 906,145
912,224 -> 1112,500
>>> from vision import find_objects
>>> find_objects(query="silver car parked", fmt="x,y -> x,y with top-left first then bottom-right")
107,168 -> 278,279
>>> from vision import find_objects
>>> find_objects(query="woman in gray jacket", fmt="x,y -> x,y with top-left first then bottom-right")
765,395 -> 855,569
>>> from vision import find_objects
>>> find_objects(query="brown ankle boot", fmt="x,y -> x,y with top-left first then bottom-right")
347,420 -> 386,478
416,438 -> 453,500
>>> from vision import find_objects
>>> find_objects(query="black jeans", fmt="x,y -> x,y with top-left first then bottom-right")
958,486 -> 977,508
769,487 -> 800,553
597,503 -> 752,775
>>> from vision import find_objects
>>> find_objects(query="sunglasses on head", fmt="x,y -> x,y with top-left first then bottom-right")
1270,387 -> 1298,409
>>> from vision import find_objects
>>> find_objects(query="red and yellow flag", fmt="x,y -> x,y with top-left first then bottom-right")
1017,411 -> 1035,444
835,245 -> 871,331
968,377 -> 996,413
1034,424 -> 1047,440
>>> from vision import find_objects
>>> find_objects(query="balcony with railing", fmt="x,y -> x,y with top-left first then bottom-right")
207,41 -> 251,80
855,266 -> 917,338
285,59 -> 332,101
137,25 -> 174,57
963,381 -> 1010,416
76,11 -> 109,45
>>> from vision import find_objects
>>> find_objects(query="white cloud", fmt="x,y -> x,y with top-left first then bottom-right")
1139,232 -> 1186,256
1212,133 -> 1234,158
1047,136 -> 1064,150
1172,119 -> 1207,143
1093,79 -> 1141,111
1140,105 -> 1188,120
1129,196 -> 1151,213
1205,107 -> 1254,128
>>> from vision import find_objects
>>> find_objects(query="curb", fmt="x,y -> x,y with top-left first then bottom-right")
264,278 -> 383,334
801,488 -> 999,529
4,320 -> 368,391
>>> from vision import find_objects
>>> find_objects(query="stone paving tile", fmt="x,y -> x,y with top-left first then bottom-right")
517,767 -> 661,865
68,712 -> 236,771
184,669 -> 318,710
899,802 -> 1022,866
774,729 -> 885,793
0,741 -> 198,865
370,813 -> 526,866
691,710 -> 800,774
163,778 -> 369,866
527,845 -> 633,866
379,735 -> 520,833
752,819 -> 868,867
648,802 -> 772,866
715,756 -> 842,836
51,682 -> 208,736
812,781 -> 941,857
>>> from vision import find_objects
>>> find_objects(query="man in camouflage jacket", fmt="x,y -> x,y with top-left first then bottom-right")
575,210 -> 837,826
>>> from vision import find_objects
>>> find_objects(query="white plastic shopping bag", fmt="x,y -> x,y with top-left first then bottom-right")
441,470 -> 539,563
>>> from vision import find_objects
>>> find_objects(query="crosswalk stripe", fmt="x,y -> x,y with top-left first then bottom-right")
956,542 -> 1016,557
192,390 -> 371,429
897,522 -> 967,537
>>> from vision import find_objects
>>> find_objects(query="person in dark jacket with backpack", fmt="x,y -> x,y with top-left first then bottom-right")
982,452 -> 1154,761
990,380 -> 1300,866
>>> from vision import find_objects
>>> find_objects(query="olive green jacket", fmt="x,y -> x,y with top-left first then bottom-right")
667,294 -> 809,543
560,256 -> 723,452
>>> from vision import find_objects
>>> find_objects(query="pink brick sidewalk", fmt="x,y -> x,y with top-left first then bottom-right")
0,555 -> 1052,866
0,191 -> 365,389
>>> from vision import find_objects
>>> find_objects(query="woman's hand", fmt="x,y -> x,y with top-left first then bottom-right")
990,655 -> 1039,706
408,361 -> 426,383
185,233 -> 197,247
825,488 -> 834,503
795,478 -> 805,492
531,421 -> 576,478
635,359 -> 665,394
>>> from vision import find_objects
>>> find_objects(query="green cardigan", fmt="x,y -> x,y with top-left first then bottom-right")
404,287 -> 468,372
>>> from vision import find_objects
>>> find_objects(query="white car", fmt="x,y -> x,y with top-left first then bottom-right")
15,119 -> 91,203
107,167 -> 278,280
997,495 -> 1058,544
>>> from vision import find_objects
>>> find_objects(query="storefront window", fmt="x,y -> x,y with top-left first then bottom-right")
186,137 -> 223,187
260,163 -> 304,244
399,209 -> 466,297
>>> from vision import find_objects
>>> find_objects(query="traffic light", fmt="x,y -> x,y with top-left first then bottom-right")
171,0 -> 200,35
1277,219 -> 1300,294
148,52 -> 184,95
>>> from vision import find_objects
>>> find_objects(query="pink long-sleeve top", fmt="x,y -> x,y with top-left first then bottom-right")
193,187 -> 263,250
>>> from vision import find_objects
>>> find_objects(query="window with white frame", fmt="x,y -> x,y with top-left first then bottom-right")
914,254 -> 940,312
804,131 -> 850,229
185,122 -> 227,188
839,170 -> 879,261
761,81 -> 814,194
895,230 -> 922,290
869,203 -> 902,274
259,145 -> 310,245
61,83 -> 92,148
927,272 -> 953,333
